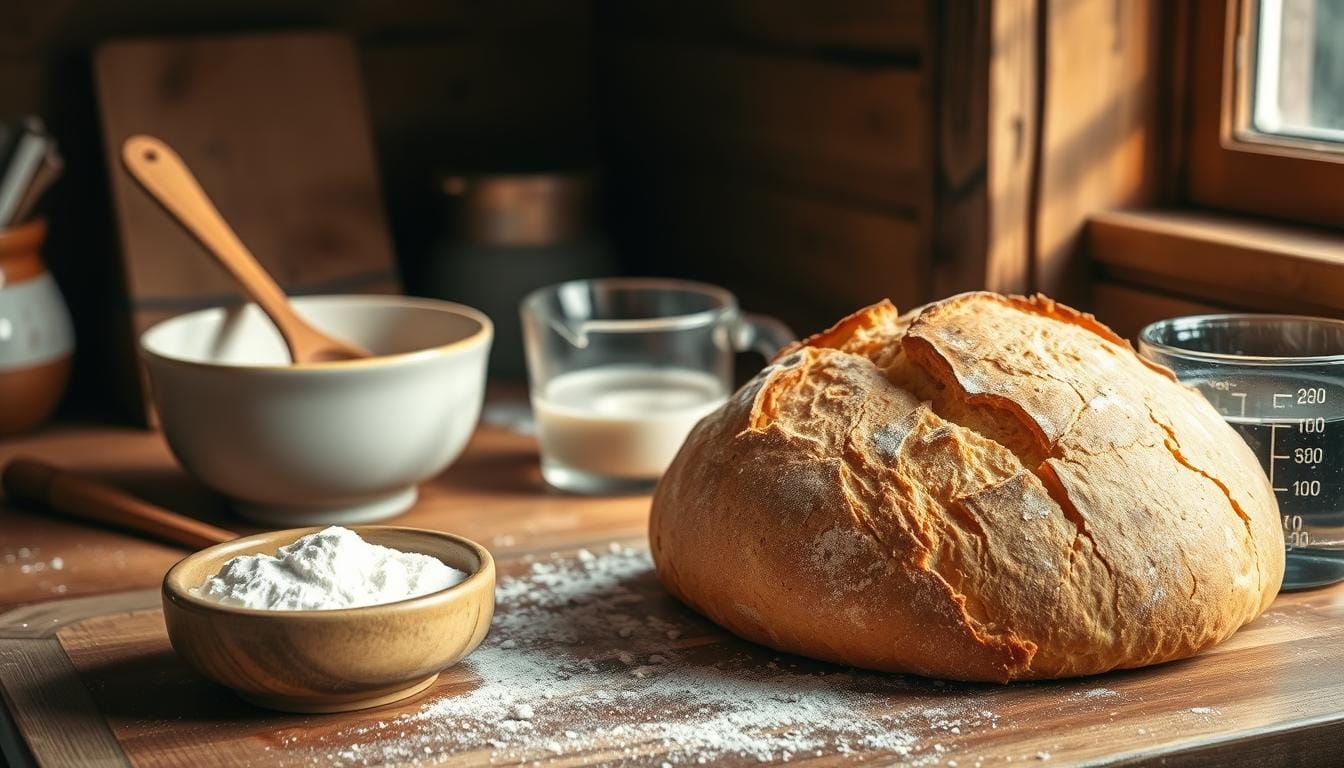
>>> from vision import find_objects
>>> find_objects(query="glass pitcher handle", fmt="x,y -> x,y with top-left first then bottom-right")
736,312 -> 796,358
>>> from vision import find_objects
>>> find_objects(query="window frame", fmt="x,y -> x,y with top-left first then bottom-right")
1184,0 -> 1344,229
1084,0 -> 1344,341
1242,0 -> 1344,148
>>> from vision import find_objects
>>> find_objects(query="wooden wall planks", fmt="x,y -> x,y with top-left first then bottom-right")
603,0 -> 927,57
1091,281 -> 1227,344
617,172 -> 924,334
599,0 -> 932,337
984,0 -> 1040,297
0,0 -> 1182,415
0,0 -> 596,417
936,0 -> 1167,305
931,1 -> 991,298
607,41 -> 927,213
932,0 -> 1039,298
1033,0 -> 1164,303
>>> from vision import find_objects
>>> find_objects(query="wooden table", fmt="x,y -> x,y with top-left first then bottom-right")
0,420 -> 647,614
1,420 -> 1343,767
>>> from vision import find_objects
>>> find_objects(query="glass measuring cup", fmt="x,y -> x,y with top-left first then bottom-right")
521,277 -> 794,494
1139,315 -> 1344,590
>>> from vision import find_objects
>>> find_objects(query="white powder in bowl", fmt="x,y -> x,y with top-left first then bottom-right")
193,526 -> 466,610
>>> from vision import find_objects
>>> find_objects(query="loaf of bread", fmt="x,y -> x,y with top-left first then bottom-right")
650,293 -> 1284,682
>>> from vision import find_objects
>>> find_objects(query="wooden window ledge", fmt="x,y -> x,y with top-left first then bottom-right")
1088,209 -> 1344,321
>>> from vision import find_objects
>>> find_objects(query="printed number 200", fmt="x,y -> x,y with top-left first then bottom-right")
1298,387 -> 1327,404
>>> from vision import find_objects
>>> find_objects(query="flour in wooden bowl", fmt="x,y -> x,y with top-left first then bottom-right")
194,526 -> 466,610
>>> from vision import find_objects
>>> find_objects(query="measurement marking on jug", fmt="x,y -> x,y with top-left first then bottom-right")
1273,393 -> 1293,409
1298,387 -> 1327,404
1295,447 -> 1324,464
1231,391 -> 1247,417
1270,422 -> 1287,492
1284,515 -> 1309,550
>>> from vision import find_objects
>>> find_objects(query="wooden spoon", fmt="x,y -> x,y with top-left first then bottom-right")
121,135 -> 370,364
3,457 -> 236,550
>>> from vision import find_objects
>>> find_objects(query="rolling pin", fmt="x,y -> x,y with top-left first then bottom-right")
2,457 -> 237,550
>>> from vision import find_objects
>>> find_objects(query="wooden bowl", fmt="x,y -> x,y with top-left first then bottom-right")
161,526 -> 494,713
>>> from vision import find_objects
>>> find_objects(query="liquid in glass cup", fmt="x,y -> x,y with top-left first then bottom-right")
521,278 -> 793,494
1139,314 -> 1344,590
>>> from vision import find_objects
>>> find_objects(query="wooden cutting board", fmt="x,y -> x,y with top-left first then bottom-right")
2,541 -> 1343,767
94,32 -> 401,421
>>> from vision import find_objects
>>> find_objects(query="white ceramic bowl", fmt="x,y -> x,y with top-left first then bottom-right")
140,295 -> 492,525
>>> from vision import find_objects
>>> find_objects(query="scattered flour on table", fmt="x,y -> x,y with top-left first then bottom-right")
306,544 -> 1020,766
1188,706 -> 1219,715
194,526 -> 465,610
5,546 -> 66,574
5,545 -> 72,595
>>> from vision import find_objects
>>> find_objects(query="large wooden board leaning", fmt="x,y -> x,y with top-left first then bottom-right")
2,545 -> 1344,767
94,32 -> 401,420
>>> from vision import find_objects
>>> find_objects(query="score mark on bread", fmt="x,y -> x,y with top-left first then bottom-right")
650,292 -> 1284,682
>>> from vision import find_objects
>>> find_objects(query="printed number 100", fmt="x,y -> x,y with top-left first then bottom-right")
1301,417 -> 1326,433
1293,480 -> 1322,497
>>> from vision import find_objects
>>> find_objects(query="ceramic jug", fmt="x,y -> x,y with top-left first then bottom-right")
0,219 -> 73,436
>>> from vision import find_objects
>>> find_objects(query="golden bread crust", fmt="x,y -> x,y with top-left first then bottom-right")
650,292 -> 1284,681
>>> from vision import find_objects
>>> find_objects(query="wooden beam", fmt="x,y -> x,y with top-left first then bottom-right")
932,0 -> 992,296
1034,0 -> 1164,303
933,0 -> 1039,297
987,0 -> 1040,295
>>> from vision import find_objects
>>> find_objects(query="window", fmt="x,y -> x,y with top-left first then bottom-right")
1088,0 -> 1344,339
1243,0 -> 1344,150
1183,0 -> 1344,228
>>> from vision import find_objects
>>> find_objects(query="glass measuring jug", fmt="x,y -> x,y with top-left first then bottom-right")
521,277 -> 794,495
1139,315 -> 1344,590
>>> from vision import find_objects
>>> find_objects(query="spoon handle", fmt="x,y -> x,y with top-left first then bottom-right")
120,134 -> 307,361
3,457 -> 237,551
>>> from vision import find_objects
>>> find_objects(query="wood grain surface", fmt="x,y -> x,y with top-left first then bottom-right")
599,0 -> 933,340
1089,208 -> 1344,319
932,0 -> 1038,299
607,40 -> 927,213
96,32 -> 400,304
0,407 -> 643,614
2,416 -> 1343,766
1031,0 -> 1163,303
618,172 -> 925,336
603,0 -> 928,57
1089,281 -> 1226,344
94,32 -> 401,419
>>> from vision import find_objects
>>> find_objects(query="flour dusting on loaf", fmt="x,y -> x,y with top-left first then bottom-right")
650,293 -> 1284,682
